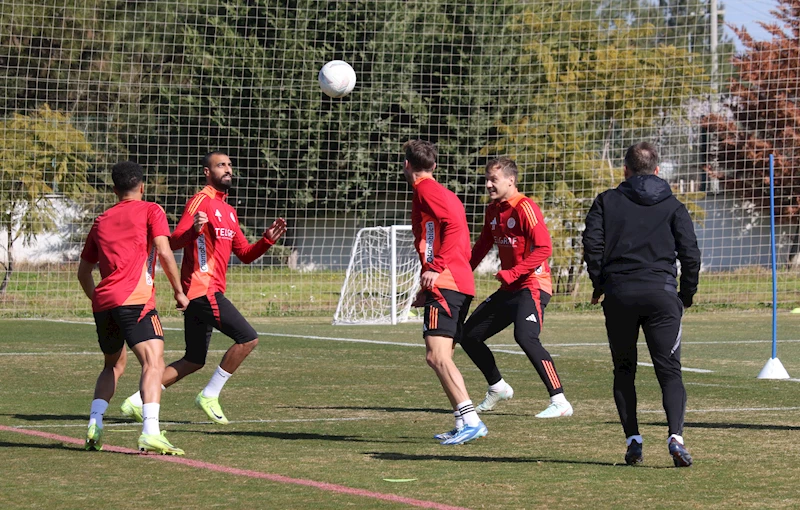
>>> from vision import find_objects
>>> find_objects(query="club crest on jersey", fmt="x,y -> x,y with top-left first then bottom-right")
506,217 -> 516,229
215,209 -> 223,222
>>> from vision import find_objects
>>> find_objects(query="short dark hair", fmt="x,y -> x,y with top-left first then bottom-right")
201,151 -> 227,169
486,157 -> 518,181
624,142 -> 659,176
111,161 -> 144,192
403,139 -> 437,172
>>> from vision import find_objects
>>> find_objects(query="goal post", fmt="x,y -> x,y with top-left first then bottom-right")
333,225 -> 421,325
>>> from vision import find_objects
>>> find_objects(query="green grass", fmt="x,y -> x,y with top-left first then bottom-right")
2,313 -> 800,508
2,263 -> 800,319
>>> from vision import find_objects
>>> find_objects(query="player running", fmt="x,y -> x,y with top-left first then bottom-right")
78,161 -> 188,455
121,151 -> 286,424
461,158 -> 573,418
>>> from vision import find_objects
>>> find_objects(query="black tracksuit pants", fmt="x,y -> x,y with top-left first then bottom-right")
602,289 -> 686,439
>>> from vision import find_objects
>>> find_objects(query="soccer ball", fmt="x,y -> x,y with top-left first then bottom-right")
318,60 -> 357,98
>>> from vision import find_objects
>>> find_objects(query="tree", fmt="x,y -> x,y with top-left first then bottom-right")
484,1 -> 709,294
702,0 -> 800,266
0,105 -> 95,293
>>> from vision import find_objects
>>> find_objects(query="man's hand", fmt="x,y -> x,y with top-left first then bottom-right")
193,211 -> 208,233
495,269 -> 516,286
591,288 -> 603,305
420,269 -> 440,290
174,291 -> 189,311
263,217 -> 287,243
678,292 -> 693,309
591,296 -> 600,305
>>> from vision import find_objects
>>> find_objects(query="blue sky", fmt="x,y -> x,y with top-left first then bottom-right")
723,0 -> 780,48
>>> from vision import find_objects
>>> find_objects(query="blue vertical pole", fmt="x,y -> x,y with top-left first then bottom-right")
770,154 -> 778,359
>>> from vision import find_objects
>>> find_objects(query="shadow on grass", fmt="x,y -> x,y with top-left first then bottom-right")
0,413 -> 200,426
281,405 -> 461,415
365,451 -> 671,468
1,413 -> 88,422
0,440 -> 72,450
189,429 -> 417,444
648,421 -> 800,431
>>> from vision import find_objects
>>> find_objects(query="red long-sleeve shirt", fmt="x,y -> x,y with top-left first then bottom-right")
470,193 -> 553,295
411,176 -> 475,302
171,185 -> 274,300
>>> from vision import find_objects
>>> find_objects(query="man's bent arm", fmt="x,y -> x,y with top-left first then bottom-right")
77,259 -> 96,300
672,205 -> 701,299
582,195 -> 606,298
154,235 -> 189,310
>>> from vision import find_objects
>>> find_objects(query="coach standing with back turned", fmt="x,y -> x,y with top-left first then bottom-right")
582,141 -> 701,467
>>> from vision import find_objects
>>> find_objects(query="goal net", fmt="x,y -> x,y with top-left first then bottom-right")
2,0 -> 798,319
334,226 -> 421,325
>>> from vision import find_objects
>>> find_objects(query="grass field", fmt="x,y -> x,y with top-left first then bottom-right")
3,312 -> 800,509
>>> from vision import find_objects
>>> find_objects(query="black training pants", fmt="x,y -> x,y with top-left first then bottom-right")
602,289 -> 686,439
462,288 -> 564,396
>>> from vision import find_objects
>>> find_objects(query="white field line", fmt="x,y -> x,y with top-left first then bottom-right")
637,361 -> 713,373
10,416 -> 384,430
0,350 -> 228,356
496,339 -> 800,347
12,318 -> 800,374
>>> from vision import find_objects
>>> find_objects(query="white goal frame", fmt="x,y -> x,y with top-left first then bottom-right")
333,225 -> 421,325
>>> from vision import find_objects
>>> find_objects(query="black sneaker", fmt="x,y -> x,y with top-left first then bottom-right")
668,438 -> 693,467
625,440 -> 643,465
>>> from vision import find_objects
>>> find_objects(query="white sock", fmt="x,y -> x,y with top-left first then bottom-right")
668,434 -> 684,445
457,400 -> 480,427
488,379 -> 507,393
626,434 -> 643,446
202,366 -> 232,398
142,403 -> 161,436
551,393 -> 568,405
129,391 -> 143,407
130,385 -> 165,407
453,410 -> 463,430
88,399 -> 108,428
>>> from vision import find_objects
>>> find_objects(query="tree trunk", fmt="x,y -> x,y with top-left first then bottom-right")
0,222 -> 12,294
0,256 -> 11,294
787,222 -> 800,269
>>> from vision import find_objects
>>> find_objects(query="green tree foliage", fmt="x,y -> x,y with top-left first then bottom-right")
597,0 -> 736,87
703,0 -> 800,266
484,2 -> 708,293
1,0 -> 713,281
125,0 -> 528,226
0,105 -> 95,292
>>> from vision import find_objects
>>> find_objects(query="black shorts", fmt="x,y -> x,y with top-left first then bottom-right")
464,288 -> 550,344
183,292 -> 258,365
93,305 -> 164,355
422,288 -> 472,342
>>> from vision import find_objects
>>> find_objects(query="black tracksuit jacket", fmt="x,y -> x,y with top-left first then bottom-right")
582,174 -> 701,303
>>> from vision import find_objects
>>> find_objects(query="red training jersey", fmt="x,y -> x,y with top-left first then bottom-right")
470,193 -> 553,294
411,176 -> 476,308
171,185 -> 274,300
80,200 -> 171,314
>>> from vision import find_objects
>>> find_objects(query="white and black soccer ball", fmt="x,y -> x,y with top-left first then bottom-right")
318,60 -> 357,98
